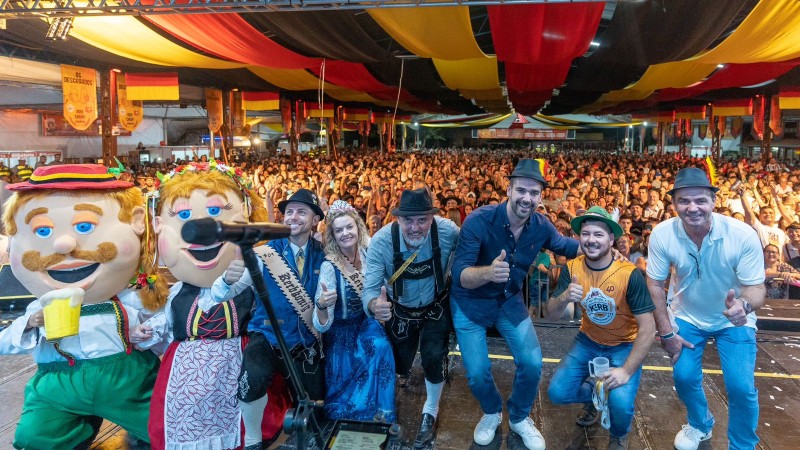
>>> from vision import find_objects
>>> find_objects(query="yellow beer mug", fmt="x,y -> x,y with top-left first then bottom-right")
40,288 -> 85,340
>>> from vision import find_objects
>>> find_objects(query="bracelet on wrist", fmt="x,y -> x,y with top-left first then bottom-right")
314,299 -> 328,311
659,331 -> 675,340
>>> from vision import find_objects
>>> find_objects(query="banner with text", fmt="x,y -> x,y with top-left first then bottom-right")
477,128 -> 569,140
206,88 -> 223,133
61,64 -> 98,131
116,75 -> 143,132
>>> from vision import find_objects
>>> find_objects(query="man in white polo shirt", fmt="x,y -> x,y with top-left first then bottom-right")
646,167 -> 766,450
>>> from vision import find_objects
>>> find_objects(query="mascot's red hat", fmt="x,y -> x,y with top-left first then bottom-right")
6,164 -> 133,191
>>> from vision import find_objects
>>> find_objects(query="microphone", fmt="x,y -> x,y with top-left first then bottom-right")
181,218 -> 291,246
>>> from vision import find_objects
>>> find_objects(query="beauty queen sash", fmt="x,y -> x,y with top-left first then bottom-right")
328,256 -> 365,297
256,246 -> 320,340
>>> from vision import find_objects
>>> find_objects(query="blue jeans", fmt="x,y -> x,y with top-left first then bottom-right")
547,332 -> 642,438
673,318 -> 758,449
452,302 -> 543,424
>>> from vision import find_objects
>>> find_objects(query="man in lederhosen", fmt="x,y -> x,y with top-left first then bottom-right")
362,188 -> 460,449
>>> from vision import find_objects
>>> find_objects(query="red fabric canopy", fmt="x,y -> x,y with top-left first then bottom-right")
657,60 -> 800,102
144,14 -> 318,69
488,3 -> 604,97
309,61 -> 418,103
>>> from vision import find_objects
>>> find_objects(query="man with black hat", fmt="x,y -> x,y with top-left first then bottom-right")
362,187 -> 460,449
450,158 -> 580,450
546,206 -> 655,450
646,167 -> 766,450
212,188 -> 327,450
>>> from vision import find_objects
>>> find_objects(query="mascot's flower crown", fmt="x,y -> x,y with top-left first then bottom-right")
155,159 -> 252,192
145,159 -> 253,217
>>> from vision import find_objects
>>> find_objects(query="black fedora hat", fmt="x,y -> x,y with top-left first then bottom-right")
507,158 -> 548,187
278,188 -> 325,218
392,188 -> 440,217
667,167 -> 719,197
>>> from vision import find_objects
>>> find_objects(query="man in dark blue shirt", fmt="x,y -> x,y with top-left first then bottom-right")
450,159 -> 579,450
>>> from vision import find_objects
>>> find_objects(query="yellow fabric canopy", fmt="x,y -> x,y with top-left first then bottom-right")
692,0 -> 800,63
422,113 -> 511,128
368,7 -> 484,60
369,6 -> 501,99
603,0 -> 800,104
433,58 -> 502,94
69,16 -> 244,69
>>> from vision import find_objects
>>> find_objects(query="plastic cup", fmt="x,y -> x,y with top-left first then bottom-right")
588,356 -> 610,377
40,288 -> 84,340
43,298 -> 81,340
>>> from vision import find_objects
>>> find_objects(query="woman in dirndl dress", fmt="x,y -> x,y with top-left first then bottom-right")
313,200 -> 396,422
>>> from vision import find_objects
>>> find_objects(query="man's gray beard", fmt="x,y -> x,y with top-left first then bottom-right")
404,233 -> 428,248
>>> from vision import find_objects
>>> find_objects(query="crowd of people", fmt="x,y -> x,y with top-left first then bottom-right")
0,145 -> 796,450
116,146 -> 800,301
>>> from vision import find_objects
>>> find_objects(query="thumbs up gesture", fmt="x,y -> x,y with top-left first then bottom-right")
722,289 -> 746,327
566,276 -> 584,303
223,246 -> 246,285
317,282 -> 337,310
489,249 -> 511,283
371,286 -> 393,322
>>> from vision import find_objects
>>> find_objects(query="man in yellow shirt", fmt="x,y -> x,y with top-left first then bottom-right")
545,206 -> 655,450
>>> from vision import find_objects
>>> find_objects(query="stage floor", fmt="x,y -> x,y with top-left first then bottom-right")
1,321 -> 799,449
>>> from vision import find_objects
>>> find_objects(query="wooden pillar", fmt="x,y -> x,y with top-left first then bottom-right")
100,69 -> 118,167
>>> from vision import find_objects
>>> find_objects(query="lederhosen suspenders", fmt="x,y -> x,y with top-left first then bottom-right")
391,219 -> 445,300
388,220 -> 448,341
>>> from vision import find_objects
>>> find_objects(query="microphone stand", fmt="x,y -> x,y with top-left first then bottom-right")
237,240 -> 324,450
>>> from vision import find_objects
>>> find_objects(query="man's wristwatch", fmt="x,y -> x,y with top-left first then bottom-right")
737,297 -> 754,314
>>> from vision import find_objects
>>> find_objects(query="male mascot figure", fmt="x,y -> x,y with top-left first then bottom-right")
132,161 -> 287,449
0,164 -> 166,449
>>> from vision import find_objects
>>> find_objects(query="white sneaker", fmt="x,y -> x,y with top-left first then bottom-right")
509,417 -> 546,450
674,424 -> 712,450
473,412 -> 502,446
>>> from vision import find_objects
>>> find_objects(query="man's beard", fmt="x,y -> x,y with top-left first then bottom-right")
582,243 -> 610,262
510,199 -> 534,220
404,233 -> 428,248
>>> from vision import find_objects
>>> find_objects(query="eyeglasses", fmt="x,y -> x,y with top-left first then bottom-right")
689,253 -> 701,280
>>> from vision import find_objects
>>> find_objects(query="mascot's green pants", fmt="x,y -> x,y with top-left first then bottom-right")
13,350 -> 159,450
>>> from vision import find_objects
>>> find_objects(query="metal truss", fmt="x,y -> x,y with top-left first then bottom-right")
0,0 -> 607,19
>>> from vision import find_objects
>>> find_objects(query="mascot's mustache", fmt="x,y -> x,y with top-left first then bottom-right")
21,242 -> 119,272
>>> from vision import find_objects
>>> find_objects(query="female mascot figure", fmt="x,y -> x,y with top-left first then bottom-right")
0,164 -> 166,449
133,161 -> 287,450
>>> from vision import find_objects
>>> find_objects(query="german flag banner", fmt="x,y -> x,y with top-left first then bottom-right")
713,98 -> 752,117
243,92 -> 280,111
778,88 -> 800,110
343,108 -> 370,122
61,64 -> 97,131
125,72 -> 179,101
116,75 -> 143,132
675,106 -> 706,120
205,88 -> 223,133
306,102 -> 334,118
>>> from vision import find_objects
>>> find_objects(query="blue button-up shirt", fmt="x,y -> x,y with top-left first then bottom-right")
450,202 -> 579,327
361,216 -> 460,312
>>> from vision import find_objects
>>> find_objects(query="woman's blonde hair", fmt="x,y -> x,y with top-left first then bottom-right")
322,206 -> 369,266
